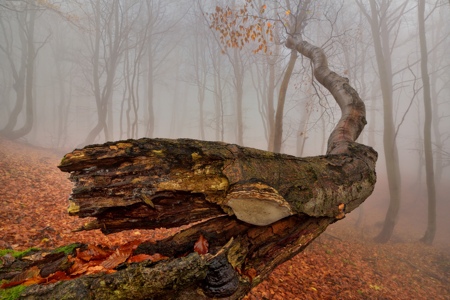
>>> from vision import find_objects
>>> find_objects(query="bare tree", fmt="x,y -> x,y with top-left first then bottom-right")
429,7 -> 450,184
79,0 -> 142,145
271,0 -> 313,153
120,1 -> 149,140
0,1 -> 50,140
356,0 -> 406,243
418,0 -> 437,245
141,0 -> 183,139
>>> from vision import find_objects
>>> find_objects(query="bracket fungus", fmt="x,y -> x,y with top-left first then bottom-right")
225,182 -> 294,226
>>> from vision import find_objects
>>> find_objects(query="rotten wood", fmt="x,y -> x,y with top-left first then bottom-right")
58,138 -> 376,233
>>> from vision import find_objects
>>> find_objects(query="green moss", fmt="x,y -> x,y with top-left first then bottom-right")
0,284 -> 26,300
0,247 -> 40,259
51,243 -> 82,255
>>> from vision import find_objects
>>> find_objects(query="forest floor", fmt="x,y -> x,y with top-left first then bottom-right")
0,137 -> 449,300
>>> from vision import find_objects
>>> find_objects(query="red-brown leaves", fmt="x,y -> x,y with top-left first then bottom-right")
69,240 -> 146,276
100,248 -> 132,270
45,271 -> 71,284
0,238 -> 174,290
0,266 -> 42,288
76,244 -> 112,262
194,234 -> 209,255
206,2 -> 274,55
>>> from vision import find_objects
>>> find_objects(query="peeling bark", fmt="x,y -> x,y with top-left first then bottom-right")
57,138 -> 376,232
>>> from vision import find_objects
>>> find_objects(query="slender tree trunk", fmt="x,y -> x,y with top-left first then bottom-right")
198,87 -> 206,140
85,0 -> 123,144
169,54 -> 181,137
233,48 -> 244,145
273,49 -> 298,153
194,38 -> 207,140
0,13 -> 27,136
85,0 -> 105,145
2,7 -> 37,140
296,99 -> 311,157
145,37 -> 155,138
213,55 -> 225,141
361,0 -> 402,243
430,13 -> 444,183
418,0 -> 436,245
266,58 -> 276,151
11,9 -> 36,138
368,84 -> 377,149
54,55 -> 68,148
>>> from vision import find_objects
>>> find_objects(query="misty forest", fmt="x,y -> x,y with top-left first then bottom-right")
0,0 -> 449,299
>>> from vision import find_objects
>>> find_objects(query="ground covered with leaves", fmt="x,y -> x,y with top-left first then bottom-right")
0,137 -> 449,299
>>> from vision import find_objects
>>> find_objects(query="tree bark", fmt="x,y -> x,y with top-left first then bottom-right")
273,49 -> 298,153
2,37 -> 377,299
357,0 -> 403,243
418,0 -> 436,245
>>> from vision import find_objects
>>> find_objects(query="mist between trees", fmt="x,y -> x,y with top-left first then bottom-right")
0,0 -> 449,244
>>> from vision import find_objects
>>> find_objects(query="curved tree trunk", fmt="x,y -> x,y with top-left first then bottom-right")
5,39 -> 376,300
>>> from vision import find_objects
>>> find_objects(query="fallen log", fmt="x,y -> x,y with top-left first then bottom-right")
58,138 -> 376,233
0,37 -> 377,299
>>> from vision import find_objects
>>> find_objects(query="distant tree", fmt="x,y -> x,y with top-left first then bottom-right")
357,0 -> 407,243
429,7 -> 450,184
142,0 -> 181,138
49,25 -> 75,148
80,0 -> 133,145
120,1 -> 150,140
185,3 -> 211,140
0,1 -> 50,140
418,0 -> 437,245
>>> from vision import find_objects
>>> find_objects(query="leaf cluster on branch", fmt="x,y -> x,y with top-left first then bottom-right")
206,3 -> 274,54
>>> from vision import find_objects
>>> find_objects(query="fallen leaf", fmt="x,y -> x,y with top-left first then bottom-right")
77,245 -> 112,262
194,234 -> 209,255
86,265 -> 108,275
45,271 -> 71,284
0,279 -> 26,289
101,248 -> 132,269
118,240 -> 141,251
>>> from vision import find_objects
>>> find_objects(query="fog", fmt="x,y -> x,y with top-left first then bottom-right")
0,0 -> 449,246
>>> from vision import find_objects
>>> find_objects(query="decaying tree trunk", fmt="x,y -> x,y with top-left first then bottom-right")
1,39 -> 377,300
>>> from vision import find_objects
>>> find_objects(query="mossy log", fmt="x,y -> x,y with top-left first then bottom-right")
58,138 -> 376,233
